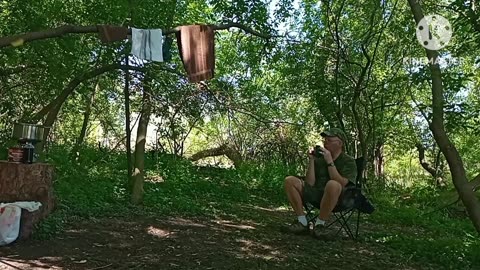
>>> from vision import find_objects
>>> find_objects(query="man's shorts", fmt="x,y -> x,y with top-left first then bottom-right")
303,184 -> 325,205
294,175 -> 348,206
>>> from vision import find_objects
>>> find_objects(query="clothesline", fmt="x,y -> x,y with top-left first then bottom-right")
0,23 -> 271,49
0,23 -> 272,83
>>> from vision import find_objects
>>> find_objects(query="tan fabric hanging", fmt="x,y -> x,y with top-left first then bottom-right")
176,25 -> 215,83
97,25 -> 128,43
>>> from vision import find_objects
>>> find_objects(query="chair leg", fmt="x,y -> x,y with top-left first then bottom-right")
328,213 -> 344,236
305,205 -> 362,240
329,210 -> 355,239
304,203 -> 318,225
338,210 -> 355,239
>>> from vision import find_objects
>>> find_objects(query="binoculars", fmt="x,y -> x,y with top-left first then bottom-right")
313,145 -> 324,158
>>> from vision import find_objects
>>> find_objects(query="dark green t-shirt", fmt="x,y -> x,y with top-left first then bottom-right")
313,152 -> 357,188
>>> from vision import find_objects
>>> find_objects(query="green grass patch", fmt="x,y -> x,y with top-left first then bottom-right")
364,186 -> 480,269
26,145 -> 480,269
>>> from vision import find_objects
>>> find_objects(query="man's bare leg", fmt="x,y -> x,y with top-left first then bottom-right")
283,176 -> 310,233
312,180 -> 343,239
318,180 -> 342,222
284,176 -> 305,216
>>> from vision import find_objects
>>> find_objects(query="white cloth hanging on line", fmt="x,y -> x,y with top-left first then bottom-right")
131,28 -> 164,62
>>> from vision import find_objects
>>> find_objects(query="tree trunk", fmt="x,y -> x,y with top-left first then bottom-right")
131,78 -> 152,205
374,140 -> 384,178
71,81 -> 98,159
78,84 -> 96,146
190,144 -> 244,168
434,149 -> 446,187
124,55 -> 133,186
352,92 -> 368,177
350,49 -> 371,177
35,105 -> 58,160
408,0 -> 480,233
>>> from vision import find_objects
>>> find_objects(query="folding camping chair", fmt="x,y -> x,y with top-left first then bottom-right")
303,157 -> 374,240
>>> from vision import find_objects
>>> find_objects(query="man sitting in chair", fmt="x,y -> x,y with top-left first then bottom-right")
283,128 -> 357,239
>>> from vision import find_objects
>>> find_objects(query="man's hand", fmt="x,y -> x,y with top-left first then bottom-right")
318,146 -> 333,164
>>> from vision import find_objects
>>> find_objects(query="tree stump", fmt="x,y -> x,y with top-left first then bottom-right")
0,161 -> 55,240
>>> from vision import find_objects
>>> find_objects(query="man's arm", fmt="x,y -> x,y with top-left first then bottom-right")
319,147 -> 354,187
305,156 -> 316,187
327,166 -> 349,187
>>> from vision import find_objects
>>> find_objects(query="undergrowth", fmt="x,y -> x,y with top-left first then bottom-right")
366,185 -> 480,269
29,145 -> 480,269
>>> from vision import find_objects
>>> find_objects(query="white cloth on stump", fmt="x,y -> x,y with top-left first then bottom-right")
0,201 -> 42,246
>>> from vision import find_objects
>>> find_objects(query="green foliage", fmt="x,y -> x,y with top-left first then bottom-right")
31,146 -> 480,269
46,145 -> 132,217
32,211 -> 66,240
2,0 -> 480,267
35,146 -> 295,237
142,151 -> 293,216
382,146 -> 440,188
235,160 -> 297,201
366,186 -> 480,269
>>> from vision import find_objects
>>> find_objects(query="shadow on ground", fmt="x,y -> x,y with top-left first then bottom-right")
0,203 -> 436,270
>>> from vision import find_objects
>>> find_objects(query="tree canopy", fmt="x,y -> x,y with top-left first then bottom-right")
1,0 -> 480,268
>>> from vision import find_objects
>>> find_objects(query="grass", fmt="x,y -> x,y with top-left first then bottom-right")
366,186 -> 480,269
28,145 -> 480,269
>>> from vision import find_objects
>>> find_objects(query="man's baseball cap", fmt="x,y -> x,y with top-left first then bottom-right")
320,128 -> 347,143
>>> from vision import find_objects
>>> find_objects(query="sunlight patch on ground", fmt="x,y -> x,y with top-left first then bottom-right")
274,205 -> 290,211
65,229 -> 88,233
251,205 -> 290,212
0,258 -> 63,270
146,225 -> 174,238
108,231 -> 127,238
237,204 -> 291,218
348,246 -> 376,256
214,219 -> 256,230
232,238 -> 286,262
236,238 -> 279,250
167,218 -> 208,228
39,256 -> 63,262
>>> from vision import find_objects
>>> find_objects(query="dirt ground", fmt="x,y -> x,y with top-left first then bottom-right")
0,205 -> 435,270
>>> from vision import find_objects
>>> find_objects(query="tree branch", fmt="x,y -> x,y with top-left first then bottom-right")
212,23 -> 271,39
199,81 -> 302,127
424,173 -> 480,216
189,143 -> 243,167
31,63 -> 141,122
0,23 -> 271,49
31,63 -> 179,122
416,142 -> 438,177
470,173 -> 480,192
